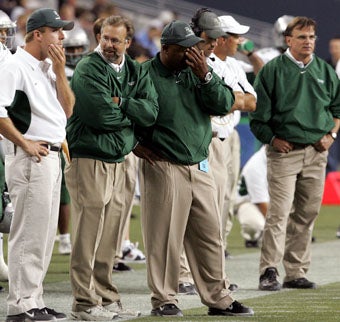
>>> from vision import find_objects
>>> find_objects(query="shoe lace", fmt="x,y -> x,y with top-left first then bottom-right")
92,305 -> 110,313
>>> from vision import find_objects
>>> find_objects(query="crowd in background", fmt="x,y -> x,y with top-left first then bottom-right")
0,0 -> 180,62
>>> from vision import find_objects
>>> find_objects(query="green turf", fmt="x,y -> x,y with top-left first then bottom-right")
3,205 -> 339,271
131,282 -> 340,321
118,205 -> 340,322
40,204 -> 340,283
2,204 -> 339,321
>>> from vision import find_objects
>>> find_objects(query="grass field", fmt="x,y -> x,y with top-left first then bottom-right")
1,204 -> 340,321
130,205 -> 340,322
128,283 -> 340,322
33,204 -> 338,284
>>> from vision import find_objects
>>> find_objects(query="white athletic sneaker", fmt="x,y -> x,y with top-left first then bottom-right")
71,305 -> 118,321
58,241 -> 72,255
104,301 -> 141,317
58,234 -> 72,255
121,241 -> 145,263
0,258 -> 8,281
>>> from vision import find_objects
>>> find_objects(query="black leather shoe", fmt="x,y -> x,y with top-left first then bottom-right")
259,267 -> 281,291
208,301 -> 254,316
113,262 -> 132,272
245,240 -> 259,248
151,304 -> 183,317
283,277 -> 316,289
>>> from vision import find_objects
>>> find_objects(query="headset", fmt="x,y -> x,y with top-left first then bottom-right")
190,7 -> 212,36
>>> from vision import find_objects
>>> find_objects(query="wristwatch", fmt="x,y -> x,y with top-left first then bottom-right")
329,131 -> 337,140
203,72 -> 213,84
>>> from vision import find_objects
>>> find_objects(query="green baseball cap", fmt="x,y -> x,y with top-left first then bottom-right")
26,8 -> 74,33
161,20 -> 204,48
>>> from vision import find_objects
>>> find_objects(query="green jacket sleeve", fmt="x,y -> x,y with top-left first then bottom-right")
249,68 -> 275,144
70,57 -> 131,132
196,70 -> 234,116
119,63 -> 159,128
327,69 -> 340,119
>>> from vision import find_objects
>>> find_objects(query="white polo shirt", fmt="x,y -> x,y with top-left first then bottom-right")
0,47 -> 66,144
0,43 -> 11,63
208,54 -> 257,139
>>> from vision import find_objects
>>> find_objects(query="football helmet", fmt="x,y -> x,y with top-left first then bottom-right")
63,26 -> 90,67
273,15 -> 294,49
0,10 -> 16,50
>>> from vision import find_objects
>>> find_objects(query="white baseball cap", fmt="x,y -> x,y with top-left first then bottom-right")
218,15 -> 250,35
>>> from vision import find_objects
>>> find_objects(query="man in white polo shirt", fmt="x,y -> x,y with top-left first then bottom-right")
207,15 -> 257,257
0,8 -> 75,322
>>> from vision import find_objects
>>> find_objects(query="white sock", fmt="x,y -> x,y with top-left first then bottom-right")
59,233 -> 71,244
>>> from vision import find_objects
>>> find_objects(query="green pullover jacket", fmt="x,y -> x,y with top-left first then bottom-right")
250,54 -> 340,144
67,52 -> 159,163
138,54 -> 234,165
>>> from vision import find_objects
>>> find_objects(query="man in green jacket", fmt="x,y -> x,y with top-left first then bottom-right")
65,16 -> 159,321
135,20 -> 254,318
250,16 -> 340,291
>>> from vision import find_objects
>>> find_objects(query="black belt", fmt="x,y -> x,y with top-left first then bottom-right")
291,143 -> 312,150
42,144 -> 61,152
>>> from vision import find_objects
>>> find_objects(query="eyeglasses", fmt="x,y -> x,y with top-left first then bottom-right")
101,36 -> 128,46
289,35 -> 318,41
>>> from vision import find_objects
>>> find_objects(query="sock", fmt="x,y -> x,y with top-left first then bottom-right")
59,233 -> 71,244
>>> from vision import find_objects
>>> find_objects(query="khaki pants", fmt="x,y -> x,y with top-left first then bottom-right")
222,131 -> 241,248
65,158 -> 125,312
140,160 -> 233,309
260,145 -> 327,282
209,131 -> 241,249
6,146 -> 61,315
115,152 -> 139,262
179,248 -> 194,284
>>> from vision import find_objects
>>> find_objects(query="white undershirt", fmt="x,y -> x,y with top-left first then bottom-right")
285,48 -> 314,68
